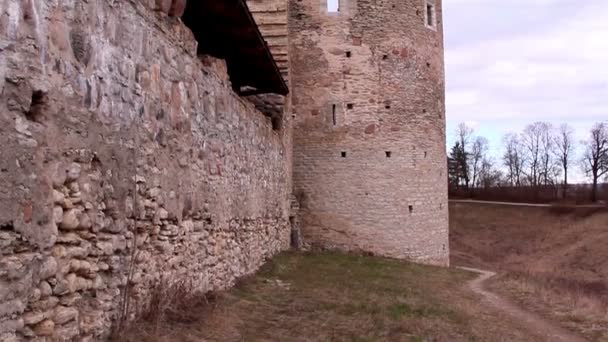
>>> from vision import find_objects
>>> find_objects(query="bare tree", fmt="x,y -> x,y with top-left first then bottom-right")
502,133 -> 525,186
582,122 -> 608,202
553,124 -> 575,198
521,122 -> 552,187
539,122 -> 554,185
455,122 -> 474,189
479,156 -> 503,189
470,136 -> 489,188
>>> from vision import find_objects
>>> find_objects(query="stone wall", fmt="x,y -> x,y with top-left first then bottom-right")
0,0 -> 291,340
289,0 -> 449,265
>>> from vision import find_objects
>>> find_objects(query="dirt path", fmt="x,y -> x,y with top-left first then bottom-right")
459,267 -> 587,342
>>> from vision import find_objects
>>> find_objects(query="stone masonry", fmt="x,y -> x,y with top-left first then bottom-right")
290,0 -> 449,265
0,0 -> 448,340
0,0 -> 291,340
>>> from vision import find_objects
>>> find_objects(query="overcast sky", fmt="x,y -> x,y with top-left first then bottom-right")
444,0 -> 608,179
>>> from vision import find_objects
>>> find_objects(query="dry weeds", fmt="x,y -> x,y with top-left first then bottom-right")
450,202 -> 608,340
112,251 -> 541,341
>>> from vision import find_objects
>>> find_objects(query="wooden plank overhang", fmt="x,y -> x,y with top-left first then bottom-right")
182,0 -> 289,96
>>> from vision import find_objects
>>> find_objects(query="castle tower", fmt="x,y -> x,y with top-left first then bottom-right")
289,0 -> 449,265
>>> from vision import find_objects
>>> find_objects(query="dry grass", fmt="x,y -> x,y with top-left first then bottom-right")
111,278 -> 217,342
112,251 -> 540,341
488,272 -> 608,341
450,202 -> 608,340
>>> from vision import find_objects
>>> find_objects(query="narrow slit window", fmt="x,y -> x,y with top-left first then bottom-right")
346,51 -> 351,58
332,104 -> 337,125
425,2 -> 436,28
327,0 -> 339,13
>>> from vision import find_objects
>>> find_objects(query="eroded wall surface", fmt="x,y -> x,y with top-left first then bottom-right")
0,0 -> 291,340
289,0 -> 449,265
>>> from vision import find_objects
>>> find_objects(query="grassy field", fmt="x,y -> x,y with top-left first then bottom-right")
117,251 -> 538,341
450,202 -> 608,341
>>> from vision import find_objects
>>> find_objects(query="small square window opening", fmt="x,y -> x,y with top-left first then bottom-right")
385,151 -> 392,158
346,51 -> 351,58
347,103 -> 354,109
341,151 -> 347,158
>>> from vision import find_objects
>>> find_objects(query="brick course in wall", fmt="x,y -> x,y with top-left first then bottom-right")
289,0 -> 449,265
0,0 -> 291,340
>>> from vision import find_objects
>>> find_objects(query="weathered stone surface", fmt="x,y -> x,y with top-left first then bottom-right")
53,306 -> 78,325
0,0 -> 446,340
0,0 -> 294,328
65,163 -> 81,183
39,281 -> 53,297
52,206 -> 64,224
23,311 -> 50,325
60,209 -> 80,230
169,0 -> 187,17
33,319 -> 54,336
0,299 -> 25,318
0,318 -> 24,334
290,0 -> 449,265
39,257 -> 58,280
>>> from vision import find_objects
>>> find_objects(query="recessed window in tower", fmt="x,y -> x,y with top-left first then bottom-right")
341,151 -> 347,158
327,0 -> 339,13
346,51 -> 351,58
332,104 -> 337,125
347,103 -> 354,109
425,1 -> 436,29
386,151 -> 392,158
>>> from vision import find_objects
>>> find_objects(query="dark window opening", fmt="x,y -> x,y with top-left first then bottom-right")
347,103 -> 354,109
332,104 -> 337,125
27,90 -> 47,122
385,151 -> 392,158
382,54 -> 388,60
271,116 -> 281,131
426,62 -> 431,68
424,151 -> 428,158
341,151 -> 347,158
408,205 -> 414,214
426,3 -> 435,27
385,105 -> 391,110
346,51 -> 351,58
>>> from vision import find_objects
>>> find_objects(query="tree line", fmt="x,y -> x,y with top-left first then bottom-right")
448,121 -> 608,203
